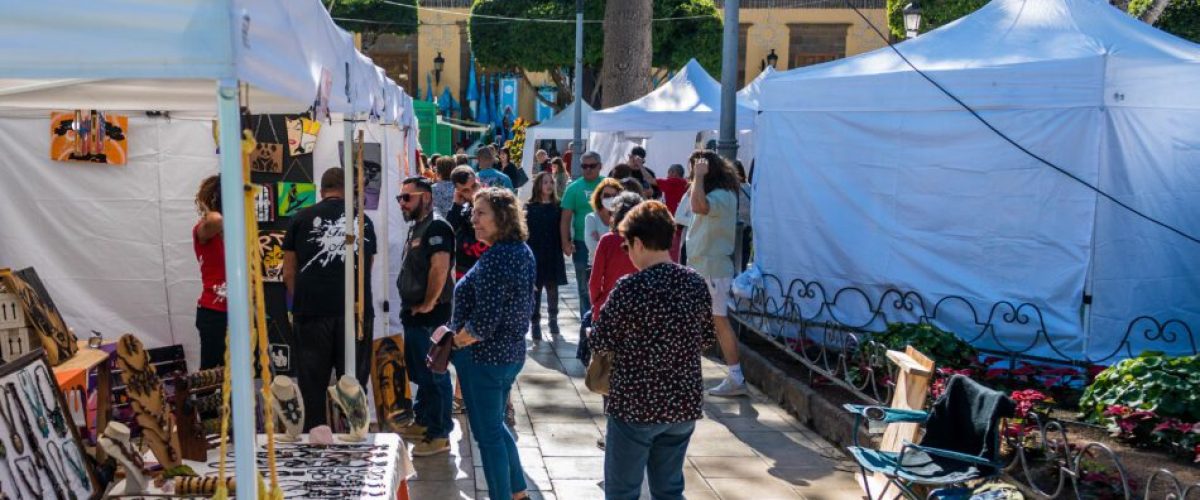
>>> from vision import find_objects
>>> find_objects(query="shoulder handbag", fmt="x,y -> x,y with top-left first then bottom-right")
425,326 -> 454,374
585,350 -> 614,396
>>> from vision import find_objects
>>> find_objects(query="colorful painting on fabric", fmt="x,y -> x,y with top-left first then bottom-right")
338,142 -> 383,210
258,231 -> 286,282
50,111 -> 129,165
255,184 -> 275,223
277,182 -> 316,217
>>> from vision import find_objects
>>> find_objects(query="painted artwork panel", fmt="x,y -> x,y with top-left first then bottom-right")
338,142 -> 383,210
255,184 -> 275,222
276,182 -> 316,217
259,230 -> 286,282
285,116 -> 320,156
50,111 -> 129,165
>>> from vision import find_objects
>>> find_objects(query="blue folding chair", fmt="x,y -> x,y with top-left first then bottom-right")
844,374 -> 1016,500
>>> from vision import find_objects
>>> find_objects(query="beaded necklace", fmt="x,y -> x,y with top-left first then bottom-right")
0,385 -> 23,455
18,371 -> 50,438
35,366 -> 67,437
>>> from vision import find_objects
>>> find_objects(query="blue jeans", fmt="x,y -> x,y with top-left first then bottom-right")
572,239 -> 591,313
604,418 -> 696,500
453,349 -> 528,496
403,321 -> 453,439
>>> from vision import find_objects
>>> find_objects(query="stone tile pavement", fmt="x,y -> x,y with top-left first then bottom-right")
406,266 -> 863,500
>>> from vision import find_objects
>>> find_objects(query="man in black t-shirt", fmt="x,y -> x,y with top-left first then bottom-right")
447,166 -> 486,279
282,168 -> 376,430
395,176 -> 456,456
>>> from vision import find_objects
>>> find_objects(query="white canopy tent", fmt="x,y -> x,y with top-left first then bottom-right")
737,66 -> 776,111
589,59 -> 756,172
0,1 -> 416,494
752,0 -> 1200,362
518,101 -> 594,198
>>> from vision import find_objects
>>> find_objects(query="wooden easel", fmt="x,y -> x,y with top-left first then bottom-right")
858,345 -> 935,498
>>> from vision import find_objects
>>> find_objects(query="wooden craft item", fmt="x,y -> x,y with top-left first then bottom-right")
372,335 -> 412,432
115,333 -> 182,469
328,375 -> 369,442
249,115 -> 284,173
270,375 -> 304,442
0,268 -> 77,365
858,346 -> 935,496
49,110 -> 129,165
355,130 -> 366,341
100,422 -> 147,494
172,372 -> 212,461
174,476 -> 236,496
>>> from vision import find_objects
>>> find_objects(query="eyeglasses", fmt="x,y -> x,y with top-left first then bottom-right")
395,192 -> 425,203
581,162 -> 600,170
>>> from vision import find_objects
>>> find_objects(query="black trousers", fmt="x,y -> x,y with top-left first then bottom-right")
195,307 -> 228,370
293,314 -> 373,430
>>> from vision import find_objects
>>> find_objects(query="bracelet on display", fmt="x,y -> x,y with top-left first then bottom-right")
295,487 -> 388,498
174,476 -> 236,496
276,479 -> 386,490
0,384 -> 24,454
34,365 -> 68,437
17,373 -> 51,438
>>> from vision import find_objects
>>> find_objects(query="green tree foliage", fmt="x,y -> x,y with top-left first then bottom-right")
885,0 -> 987,39
330,0 -> 419,46
1128,0 -> 1200,42
469,0 -> 722,108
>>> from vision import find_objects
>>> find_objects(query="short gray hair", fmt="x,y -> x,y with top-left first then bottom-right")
581,151 -> 602,164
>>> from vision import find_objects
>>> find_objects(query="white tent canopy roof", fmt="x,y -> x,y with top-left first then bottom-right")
760,0 -> 1200,112
751,0 -> 1200,361
0,0 -> 413,123
736,66 -> 776,110
590,59 -> 756,132
529,101 -> 595,139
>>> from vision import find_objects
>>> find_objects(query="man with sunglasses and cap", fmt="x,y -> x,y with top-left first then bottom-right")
560,151 -> 606,315
395,176 -> 456,456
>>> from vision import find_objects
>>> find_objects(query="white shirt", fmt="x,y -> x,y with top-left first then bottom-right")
583,212 -> 608,263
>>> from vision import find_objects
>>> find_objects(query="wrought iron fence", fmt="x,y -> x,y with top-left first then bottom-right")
728,272 -> 1199,499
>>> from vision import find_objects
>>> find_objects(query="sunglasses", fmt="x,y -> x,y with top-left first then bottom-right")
395,192 -> 425,203
581,162 -> 600,170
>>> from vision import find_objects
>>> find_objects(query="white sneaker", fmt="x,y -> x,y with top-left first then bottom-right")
707,377 -> 748,397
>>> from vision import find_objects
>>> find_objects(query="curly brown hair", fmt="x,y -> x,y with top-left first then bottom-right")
474,187 -> 528,243
688,150 -> 740,194
195,175 -> 222,215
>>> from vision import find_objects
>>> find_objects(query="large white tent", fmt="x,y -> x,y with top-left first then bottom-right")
589,59 -> 756,172
752,0 -> 1200,362
0,0 -> 417,491
518,101 -> 594,199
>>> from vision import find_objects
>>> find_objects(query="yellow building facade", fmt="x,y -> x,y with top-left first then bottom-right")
367,0 -> 888,122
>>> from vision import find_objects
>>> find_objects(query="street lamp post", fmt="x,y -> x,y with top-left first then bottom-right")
717,0 -> 739,161
572,0 -> 584,177
903,1 -> 923,39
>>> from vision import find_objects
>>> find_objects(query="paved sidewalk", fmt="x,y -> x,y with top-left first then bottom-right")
407,266 -> 862,500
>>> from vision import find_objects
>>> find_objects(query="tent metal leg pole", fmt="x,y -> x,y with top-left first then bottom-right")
343,117 -> 357,378
216,80 -> 259,500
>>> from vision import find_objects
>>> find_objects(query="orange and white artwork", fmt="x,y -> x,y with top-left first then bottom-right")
50,110 -> 128,165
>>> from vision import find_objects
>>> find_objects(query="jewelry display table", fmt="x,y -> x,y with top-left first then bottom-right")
105,432 -> 414,499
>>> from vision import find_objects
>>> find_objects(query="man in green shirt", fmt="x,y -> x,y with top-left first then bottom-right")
686,151 -> 747,397
559,151 -> 605,313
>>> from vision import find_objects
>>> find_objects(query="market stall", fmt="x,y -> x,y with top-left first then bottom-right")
0,1 -> 418,498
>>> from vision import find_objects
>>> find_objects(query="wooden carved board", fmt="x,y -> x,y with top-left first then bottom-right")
0,268 -> 77,365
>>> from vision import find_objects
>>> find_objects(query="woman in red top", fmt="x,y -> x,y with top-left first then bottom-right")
192,175 -> 227,369
589,192 -> 644,321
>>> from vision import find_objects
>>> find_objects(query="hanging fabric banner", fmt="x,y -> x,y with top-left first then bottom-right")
536,87 -> 557,123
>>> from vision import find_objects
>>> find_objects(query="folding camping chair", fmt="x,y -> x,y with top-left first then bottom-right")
843,374 -> 1016,500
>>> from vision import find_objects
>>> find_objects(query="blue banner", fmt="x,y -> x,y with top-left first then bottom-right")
536,87 -> 557,123
499,77 -> 519,133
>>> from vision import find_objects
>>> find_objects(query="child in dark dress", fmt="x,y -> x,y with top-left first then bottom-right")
524,172 -> 568,340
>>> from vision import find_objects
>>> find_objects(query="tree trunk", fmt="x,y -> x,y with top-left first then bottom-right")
600,0 -> 652,108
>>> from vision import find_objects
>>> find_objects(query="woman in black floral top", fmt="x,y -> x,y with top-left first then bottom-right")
448,187 -> 535,500
590,200 -> 716,500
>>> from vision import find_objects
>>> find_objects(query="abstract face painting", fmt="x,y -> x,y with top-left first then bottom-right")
259,231 -> 286,282
285,116 -> 320,156
276,182 -> 316,217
